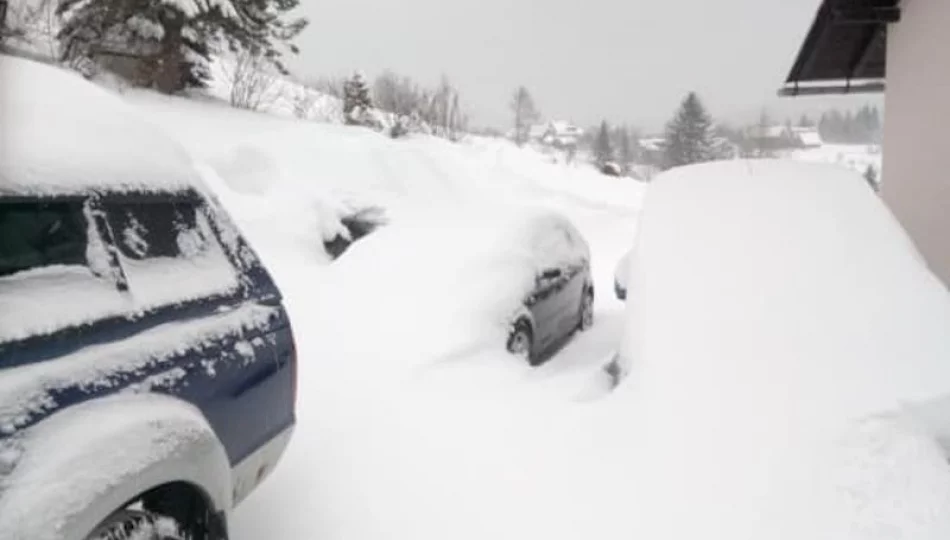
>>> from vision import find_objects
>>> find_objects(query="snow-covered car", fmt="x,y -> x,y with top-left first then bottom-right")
614,160 -> 950,537
0,55 -> 297,539
613,249 -> 631,300
506,213 -> 594,366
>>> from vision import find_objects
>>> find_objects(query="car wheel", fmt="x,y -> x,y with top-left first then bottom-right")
579,291 -> 594,330
87,509 -> 184,540
507,321 -> 534,364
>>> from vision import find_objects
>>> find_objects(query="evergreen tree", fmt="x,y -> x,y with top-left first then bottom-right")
57,0 -> 307,93
343,71 -> 373,125
593,120 -> 614,169
617,126 -> 633,174
798,114 -> 813,127
510,86 -> 540,146
661,92 -> 716,169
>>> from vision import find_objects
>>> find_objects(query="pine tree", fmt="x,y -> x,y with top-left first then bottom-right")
57,0 -> 307,93
593,120 -> 614,169
617,127 -> 633,174
510,86 -> 540,146
661,92 -> 716,169
343,71 -> 372,125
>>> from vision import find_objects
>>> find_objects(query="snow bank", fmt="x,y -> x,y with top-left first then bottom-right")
124,90 -> 644,273
0,55 -> 201,195
616,159 -> 950,539
108,83 -> 646,539
788,144 -> 883,183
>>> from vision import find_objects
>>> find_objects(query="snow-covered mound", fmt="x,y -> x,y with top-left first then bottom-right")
787,143 -> 882,181
615,159 -> 950,539
310,205 -> 592,386
0,54 -> 200,194
123,89 -> 644,272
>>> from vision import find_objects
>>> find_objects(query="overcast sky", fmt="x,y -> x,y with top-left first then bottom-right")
289,0 -> 881,132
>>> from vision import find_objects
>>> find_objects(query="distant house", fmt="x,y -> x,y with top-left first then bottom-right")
780,0 -> 950,287
745,125 -> 823,150
536,121 -> 584,149
790,126 -> 823,148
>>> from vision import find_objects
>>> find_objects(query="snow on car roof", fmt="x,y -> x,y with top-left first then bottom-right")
617,159 -> 950,538
0,55 -> 202,196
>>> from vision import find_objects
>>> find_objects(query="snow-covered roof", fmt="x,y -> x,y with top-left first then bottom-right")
797,130 -> 823,146
618,159 -> 950,538
546,121 -> 583,136
0,54 -> 202,196
639,137 -> 665,152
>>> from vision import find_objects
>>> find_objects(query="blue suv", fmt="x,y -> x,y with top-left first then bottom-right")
0,55 -> 296,540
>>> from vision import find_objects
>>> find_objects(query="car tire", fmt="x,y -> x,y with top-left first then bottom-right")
507,321 -> 534,364
87,509 -> 185,540
579,291 -> 594,331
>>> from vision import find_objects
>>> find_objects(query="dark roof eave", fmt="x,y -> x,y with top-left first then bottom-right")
777,80 -> 886,97
782,0 -> 900,92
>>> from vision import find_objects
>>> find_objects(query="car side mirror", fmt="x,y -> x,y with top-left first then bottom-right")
541,268 -> 562,280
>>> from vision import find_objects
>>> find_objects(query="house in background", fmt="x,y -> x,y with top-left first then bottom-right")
537,120 -> 584,149
745,124 -> 824,152
781,0 -> 950,288
790,126 -> 823,148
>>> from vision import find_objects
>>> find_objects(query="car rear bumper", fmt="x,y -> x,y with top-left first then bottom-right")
230,423 -> 294,507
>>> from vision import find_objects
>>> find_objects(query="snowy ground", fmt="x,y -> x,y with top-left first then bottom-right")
120,83 -> 939,538
122,90 -> 643,538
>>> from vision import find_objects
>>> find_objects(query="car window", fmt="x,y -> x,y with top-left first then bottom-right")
0,201 -> 87,277
104,198 -> 241,307
107,200 -> 208,260
0,199 -> 128,345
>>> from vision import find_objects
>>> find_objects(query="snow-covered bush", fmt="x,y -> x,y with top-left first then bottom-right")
343,71 -> 373,126
223,50 -> 282,111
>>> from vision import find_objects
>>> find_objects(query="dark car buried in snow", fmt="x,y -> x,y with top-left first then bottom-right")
506,214 -> 595,366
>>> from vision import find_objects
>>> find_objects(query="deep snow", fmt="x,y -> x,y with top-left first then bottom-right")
5,51 -> 944,539
115,77 -> 642,540
121,79 -> 950,539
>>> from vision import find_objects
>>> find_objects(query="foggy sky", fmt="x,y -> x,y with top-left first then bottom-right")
290,0 -> 882,132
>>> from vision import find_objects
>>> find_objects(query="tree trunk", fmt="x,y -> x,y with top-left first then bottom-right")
0,1 -> 9,43
154,11 -> 184,94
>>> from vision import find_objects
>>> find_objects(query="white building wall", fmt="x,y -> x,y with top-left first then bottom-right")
882,0 -> 950,287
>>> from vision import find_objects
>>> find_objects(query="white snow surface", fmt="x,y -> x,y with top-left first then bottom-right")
615,159 -> 950,539
7,61 -> 940,538
113,84 -> 644,540
0,55 -> 201,195
117,85 -> 950,539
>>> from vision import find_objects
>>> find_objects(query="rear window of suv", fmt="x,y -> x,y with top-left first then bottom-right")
106,200 -> 206,260
0,200 -> 87,277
